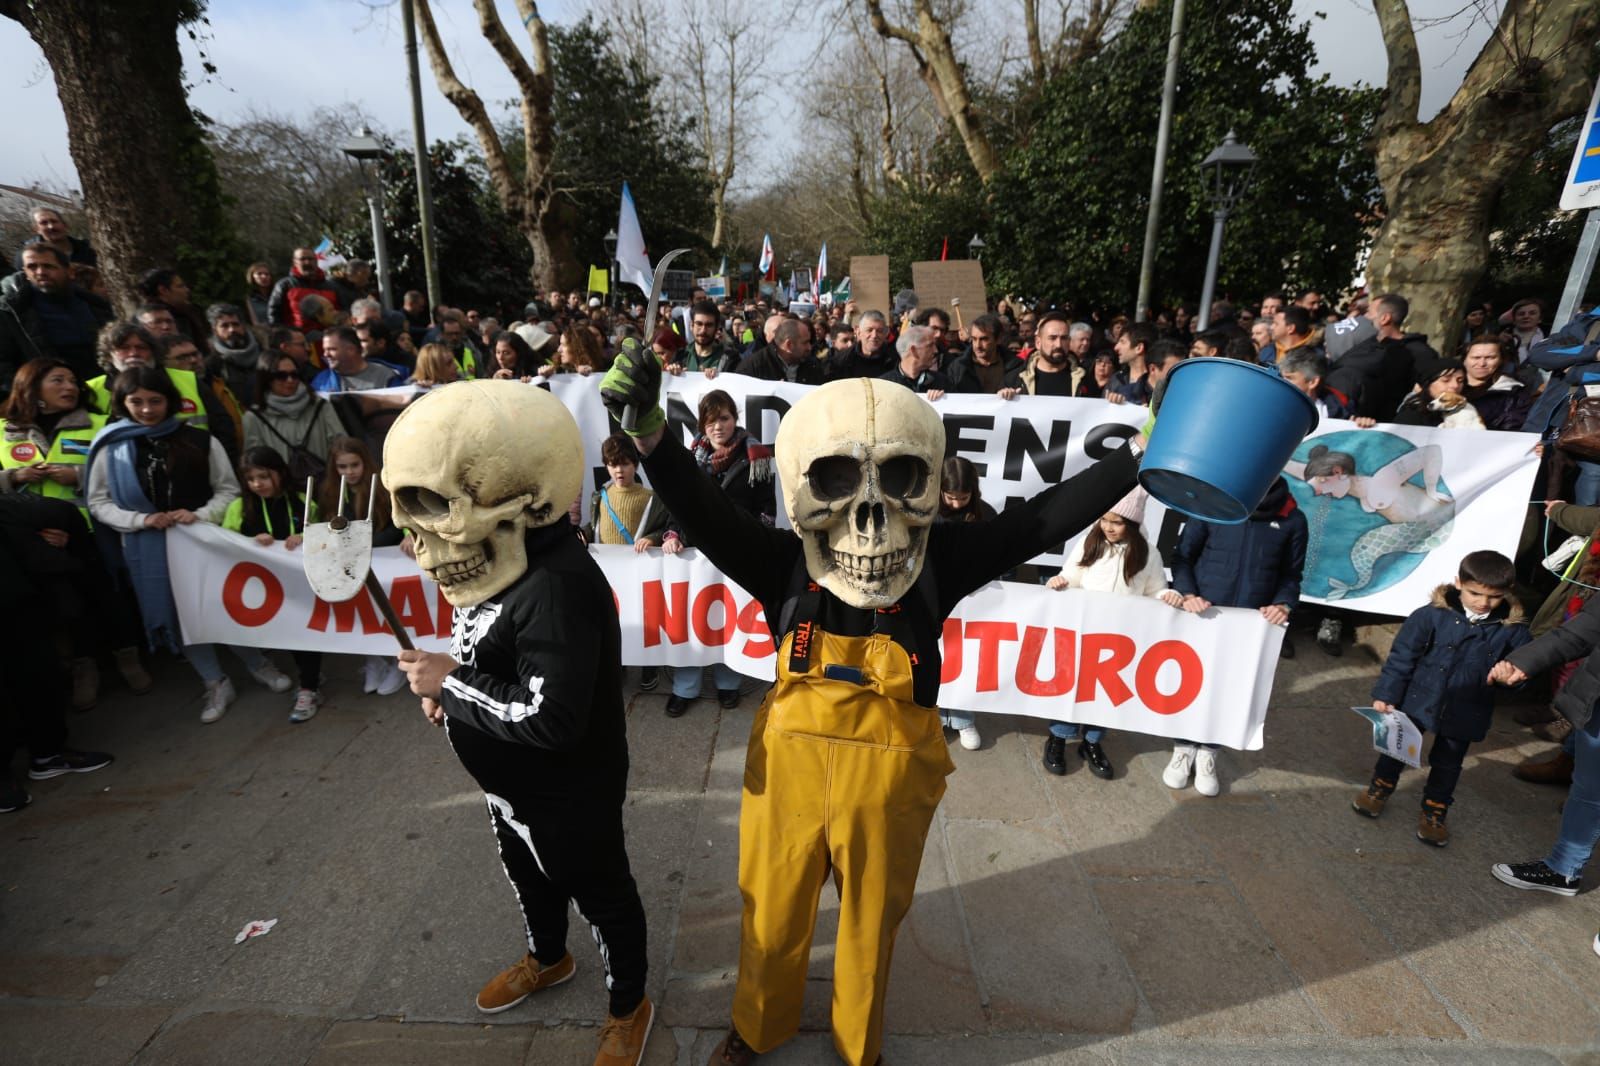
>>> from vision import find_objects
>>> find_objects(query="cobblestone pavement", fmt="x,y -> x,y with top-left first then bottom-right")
5,619 -> 1598,1065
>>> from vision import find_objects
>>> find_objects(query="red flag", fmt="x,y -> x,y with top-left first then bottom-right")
940,236 -> 949,261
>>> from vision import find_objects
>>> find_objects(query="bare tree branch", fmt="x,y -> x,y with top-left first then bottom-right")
1373,0 -> 1423,133
413,0 -> 522,215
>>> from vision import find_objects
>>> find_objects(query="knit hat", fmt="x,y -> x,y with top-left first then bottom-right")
1110,486 -> 1147,524
1415,355 -> 1463,389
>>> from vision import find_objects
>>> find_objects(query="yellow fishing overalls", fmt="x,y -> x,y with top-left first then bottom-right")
733,592 -> 954,1066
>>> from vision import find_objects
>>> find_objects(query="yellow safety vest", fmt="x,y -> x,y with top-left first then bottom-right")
0,412 -> 107,523
86,368 -> 208,427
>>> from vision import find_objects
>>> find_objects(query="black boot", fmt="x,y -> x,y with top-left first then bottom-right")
1042,735 -> 1067,776
1078,740 -> 1114,780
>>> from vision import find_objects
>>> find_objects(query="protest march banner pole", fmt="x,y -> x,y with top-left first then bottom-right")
1556,72 -> 1600,325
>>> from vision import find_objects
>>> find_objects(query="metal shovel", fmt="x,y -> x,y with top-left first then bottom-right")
301,475 -> 414,651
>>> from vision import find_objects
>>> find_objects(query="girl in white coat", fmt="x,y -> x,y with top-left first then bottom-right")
1042,487 -> 1181,779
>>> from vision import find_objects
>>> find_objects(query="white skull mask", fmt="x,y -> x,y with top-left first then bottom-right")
383,380 -> 582,607
776,378 -> 945,609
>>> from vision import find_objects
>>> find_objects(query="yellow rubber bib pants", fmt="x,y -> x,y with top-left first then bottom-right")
733,621 -> 954,1066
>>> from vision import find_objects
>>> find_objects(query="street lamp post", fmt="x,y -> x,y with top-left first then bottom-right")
340,127 -> 394,310
968,234 -> 985,262
603,228 -> 619,311
1194,130 -> 1257,332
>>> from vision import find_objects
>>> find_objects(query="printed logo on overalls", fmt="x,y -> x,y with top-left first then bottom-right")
10,443 -> 38,463
180,399 -> 198,414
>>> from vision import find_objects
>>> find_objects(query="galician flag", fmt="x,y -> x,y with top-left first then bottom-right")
718,253 -> 728,277
758,233 -> 774,278
814,242 -> 827,297
615,182 -> 652,295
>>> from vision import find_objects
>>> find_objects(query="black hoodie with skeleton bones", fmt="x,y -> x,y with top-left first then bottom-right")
438,521 -> 628,796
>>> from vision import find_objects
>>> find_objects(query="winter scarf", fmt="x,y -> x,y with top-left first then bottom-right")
212,329 -> 261,369
264,381 -> 313,416
87,417 -> 185,653
693,427 -> 751,477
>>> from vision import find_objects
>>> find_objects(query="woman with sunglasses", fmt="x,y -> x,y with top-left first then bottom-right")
240,350 -> 348,481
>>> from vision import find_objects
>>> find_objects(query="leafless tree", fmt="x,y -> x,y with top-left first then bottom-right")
412,0 -> 574,290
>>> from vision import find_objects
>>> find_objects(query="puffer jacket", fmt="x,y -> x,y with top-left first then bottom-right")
268,268 -> 340,329
1372,585 -> 1530,741
1170,477 -> 1307,609
1521,308 -> 1600,436
1508,581 -> 1600,732
1464,375 -> 1534,432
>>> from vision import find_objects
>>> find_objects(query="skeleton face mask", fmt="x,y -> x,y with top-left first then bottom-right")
776,378 -> 945,609
384,380 -> 582,607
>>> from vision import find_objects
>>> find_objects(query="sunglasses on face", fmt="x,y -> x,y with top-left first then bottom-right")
271,370 -> 300,381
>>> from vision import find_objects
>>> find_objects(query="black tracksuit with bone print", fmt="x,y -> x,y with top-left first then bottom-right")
438,521 -> 645,1016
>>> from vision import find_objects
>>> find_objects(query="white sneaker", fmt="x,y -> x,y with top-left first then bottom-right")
362,657 -> 382,694
289,689 -> 322,723
958,725 -> 982,751
1194,748 -> 1220,797
1592,929 -> 1599,959
249,662 -> 293,694
376,661 -> 408,696
200,678 -> 236,723
1162,744 -> 1196,789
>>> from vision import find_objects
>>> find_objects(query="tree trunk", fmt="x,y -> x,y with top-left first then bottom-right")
0,0 -> 239,312
866,0 -> 1001,183
710,182 -> 729,250
414,0 -> 575,293
1367,0 -> 1600,355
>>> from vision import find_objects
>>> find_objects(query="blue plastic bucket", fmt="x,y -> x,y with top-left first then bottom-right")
1138,358 -> 1319,524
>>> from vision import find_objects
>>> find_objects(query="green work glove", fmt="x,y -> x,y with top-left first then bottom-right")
599,337 -> 665,436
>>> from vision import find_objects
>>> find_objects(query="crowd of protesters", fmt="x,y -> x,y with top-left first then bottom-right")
4,207 -> 1600,955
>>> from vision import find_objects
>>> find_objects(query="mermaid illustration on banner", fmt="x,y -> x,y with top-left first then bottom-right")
1283,441 -> 1455,600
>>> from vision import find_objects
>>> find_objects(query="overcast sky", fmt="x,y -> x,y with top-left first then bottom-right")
1,0 -> 1494,196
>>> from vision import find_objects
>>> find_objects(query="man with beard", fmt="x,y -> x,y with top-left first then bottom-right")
671,300 -> 741,376
206,303 -> 263,406
1016,312 -> 1083,397
946,313 -> 1021,396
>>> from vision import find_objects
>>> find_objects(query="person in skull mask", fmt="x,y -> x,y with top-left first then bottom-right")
388,381 -> 654,1066
600,346 -> 1145,1066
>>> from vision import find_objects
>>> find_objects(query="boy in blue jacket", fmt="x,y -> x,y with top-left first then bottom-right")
1166,476 -> 1307,796
1353,550 -> 1530,847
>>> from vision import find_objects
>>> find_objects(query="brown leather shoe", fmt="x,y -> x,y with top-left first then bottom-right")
595,995 -> 654,1066
1534,717 -> 1573,744
1351,778 -> 1395,819
475,952 -> 575,1013
1416,801 -> 1450,847
708,1028 -> 758,1065
1513,749 -> 1575,786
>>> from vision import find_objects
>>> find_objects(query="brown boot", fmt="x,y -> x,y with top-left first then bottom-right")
1351,778 -> 1396,818
474,952 -> 574,1013
1417,800 -> 1450,847
1534,716 -> 1573,744
708,1027 -> 758,1065
113,647 -> 154,694
594,995 -> 654,1066
1513,749 -> 1575,786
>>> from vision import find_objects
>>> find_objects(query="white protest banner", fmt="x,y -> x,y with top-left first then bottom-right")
328,376 -> 1536,618
168,526 -> 1277,749
1283,420 -> 1538,617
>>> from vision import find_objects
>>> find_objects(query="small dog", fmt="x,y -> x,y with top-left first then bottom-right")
1428,392 -> 1485,429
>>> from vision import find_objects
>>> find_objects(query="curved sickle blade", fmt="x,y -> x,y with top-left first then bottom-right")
625,247 -> 693,431
640,247 -> 693,345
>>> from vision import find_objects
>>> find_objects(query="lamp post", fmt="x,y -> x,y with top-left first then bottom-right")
1194,130 -> 1257,332
968,233 -> 985,262
603,228 -> 619,311
340,127 -> 394,310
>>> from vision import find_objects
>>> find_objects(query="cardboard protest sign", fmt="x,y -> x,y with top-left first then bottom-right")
850,255 -> 891,317
911,259 -> 988,331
